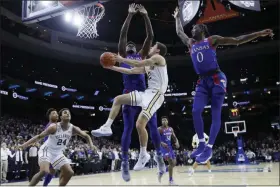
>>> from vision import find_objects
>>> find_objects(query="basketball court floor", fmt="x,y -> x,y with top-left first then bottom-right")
4,163 -> 279,186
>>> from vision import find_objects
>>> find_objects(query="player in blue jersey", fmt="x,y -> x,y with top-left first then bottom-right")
43,108 -> 58,186
158,116 -> 179,185
91,4 -> 166,182
173,7 -> 273,163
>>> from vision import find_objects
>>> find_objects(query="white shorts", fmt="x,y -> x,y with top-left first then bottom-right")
38,146 -> 69,170
129,89 -> 164,119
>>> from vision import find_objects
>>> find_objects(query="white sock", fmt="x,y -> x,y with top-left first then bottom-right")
140,146 -> 147,155
104,119 -> 113,128
207,144 -> 213,148
199,138 -> 205,143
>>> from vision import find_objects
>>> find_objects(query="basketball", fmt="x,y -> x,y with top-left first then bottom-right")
100,52 -> 116,67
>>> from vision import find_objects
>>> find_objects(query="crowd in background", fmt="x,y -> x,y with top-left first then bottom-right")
1,115 -> 279,183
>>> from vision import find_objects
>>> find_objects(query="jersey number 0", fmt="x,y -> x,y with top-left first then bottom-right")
57,139 -> 67,146
197,52 -> 204,63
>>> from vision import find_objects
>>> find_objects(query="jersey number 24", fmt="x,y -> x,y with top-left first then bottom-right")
57,139 -> 67,146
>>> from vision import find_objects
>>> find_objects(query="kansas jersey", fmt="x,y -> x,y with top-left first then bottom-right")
41,122 -> 73,153
160,127 -> 173,147
121,54 -> 146,92
190,38 -> 220,75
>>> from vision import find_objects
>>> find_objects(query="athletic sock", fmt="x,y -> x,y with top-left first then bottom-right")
103,119 -> 113,128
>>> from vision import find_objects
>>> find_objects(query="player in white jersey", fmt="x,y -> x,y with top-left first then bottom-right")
188,133 -> 211,176
18,108 -> 96,186
91,42 -> 168,177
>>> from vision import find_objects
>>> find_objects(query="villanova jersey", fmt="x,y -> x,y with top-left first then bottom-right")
161,127 -> 172,147
41,122 -> 73,153
121,54 -> 146,93
190,38 -> 220,75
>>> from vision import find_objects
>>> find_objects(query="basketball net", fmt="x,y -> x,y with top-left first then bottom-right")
76,3 -> 105,39
233,130 -> 238,137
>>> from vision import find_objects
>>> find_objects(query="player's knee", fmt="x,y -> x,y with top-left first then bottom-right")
113,95 -> 122,105
192,107 -> 203,116
136,121 -> 144,130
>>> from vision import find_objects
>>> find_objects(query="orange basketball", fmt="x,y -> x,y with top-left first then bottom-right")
100,52 -> 116,67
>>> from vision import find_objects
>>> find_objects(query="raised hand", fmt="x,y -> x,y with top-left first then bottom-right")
128,3 -> 138,14
172,7 -> 180,18
259,29 -> 274,37
137,4 -> 147,15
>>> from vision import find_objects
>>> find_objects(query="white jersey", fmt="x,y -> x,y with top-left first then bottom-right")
41,122 -> 73,153
145,64 -> 168,94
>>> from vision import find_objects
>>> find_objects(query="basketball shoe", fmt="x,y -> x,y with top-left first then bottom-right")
121,161 -> 130,182
91,125 -> 112,137
190,142 -> 205,158
133,153 -> 150,171
196,146 -> 212,164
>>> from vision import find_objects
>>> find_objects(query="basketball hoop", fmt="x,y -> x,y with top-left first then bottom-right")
76,3 -> 105,39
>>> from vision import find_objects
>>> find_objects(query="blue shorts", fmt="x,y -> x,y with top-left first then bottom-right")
196,71 -> 227,94
161,146 -> 175,160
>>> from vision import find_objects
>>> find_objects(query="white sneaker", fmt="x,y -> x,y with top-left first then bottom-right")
154,155 -> 166,175
133,153 -> 150,171
169,180 -> 177,186
91,125 -> 112,137
208,170 -> 211,173
188,167 -> 194,176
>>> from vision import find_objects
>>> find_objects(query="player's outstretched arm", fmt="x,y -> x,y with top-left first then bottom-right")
138,5 -> 154,58
19,124 -> 56,149
115,54 -> 165,67
211,29 -> 273,46
72,126 -> 97,152
118,3 -> 138,57
105,66 -> 145,75
173,7 -> 192,48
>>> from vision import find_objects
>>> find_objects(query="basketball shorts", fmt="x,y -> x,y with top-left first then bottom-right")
129,89 -> 164,120
38,146 -> 69,170
196,72 -> 227,94
161,146 -> 175,160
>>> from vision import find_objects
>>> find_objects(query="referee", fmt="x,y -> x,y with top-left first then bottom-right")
27,143 -> 39,181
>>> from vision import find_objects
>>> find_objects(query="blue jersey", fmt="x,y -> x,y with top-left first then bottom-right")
120,54 -> 146,93
160,127 -> 172,147
190,38 -> 220,75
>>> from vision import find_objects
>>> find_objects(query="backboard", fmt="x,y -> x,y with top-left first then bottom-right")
225,120 -> 246,136
22,0 -> 108,23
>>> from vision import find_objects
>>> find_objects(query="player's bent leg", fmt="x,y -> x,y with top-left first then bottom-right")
191,87 -> 209,159
30,161 -> 51,186
91,93 -> 132,137
133,113 -> 150,171
58,164 -> 74,186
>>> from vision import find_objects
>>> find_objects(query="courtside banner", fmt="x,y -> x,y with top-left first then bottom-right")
229,0 -> 261,11
197,0 -> 239,24
178,0 -> 201,26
